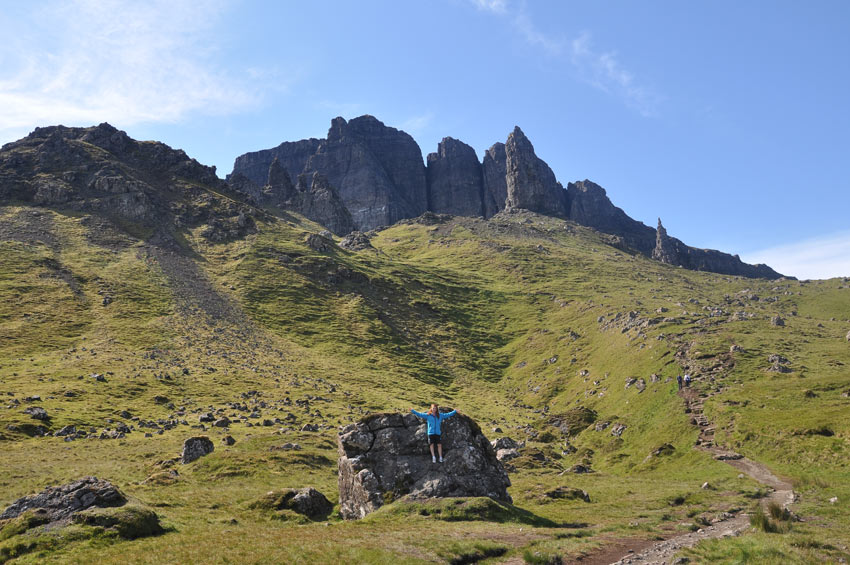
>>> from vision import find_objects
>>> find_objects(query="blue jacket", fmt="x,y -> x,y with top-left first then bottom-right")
411,409 -> 456,435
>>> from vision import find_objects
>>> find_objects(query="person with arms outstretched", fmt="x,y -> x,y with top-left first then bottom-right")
411,404 -> 456,463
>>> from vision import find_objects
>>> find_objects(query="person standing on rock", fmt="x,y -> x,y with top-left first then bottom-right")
411,404 -> 456,463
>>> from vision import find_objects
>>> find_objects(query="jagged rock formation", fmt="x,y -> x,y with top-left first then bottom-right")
337,412 -> 511,519
426,137 -> 484,217
228,115 -> 781,278
229,138 -> 322,189
652,218 -> 679,264
302,116 -> 429,230
567,180 -> 656,255
0,123 -> 256,241
504,126 -> 568,217
482,142 -> 508,218
291,172 -> 355,235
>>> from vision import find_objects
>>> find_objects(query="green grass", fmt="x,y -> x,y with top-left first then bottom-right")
1,206 -> 849,563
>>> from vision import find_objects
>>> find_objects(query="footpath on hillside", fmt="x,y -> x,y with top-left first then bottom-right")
602,385 -> 795,565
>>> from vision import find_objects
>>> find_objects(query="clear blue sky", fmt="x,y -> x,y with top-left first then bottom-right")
2,1 -> 848,278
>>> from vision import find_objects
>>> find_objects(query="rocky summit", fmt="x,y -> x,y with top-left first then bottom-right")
230,115 -> 782,279
337,412 -> 511,519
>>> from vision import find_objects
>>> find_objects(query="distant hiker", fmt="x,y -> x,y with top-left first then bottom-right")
676,374 -> 683,390
411,404 -> 457,463
684,374 -> 691,388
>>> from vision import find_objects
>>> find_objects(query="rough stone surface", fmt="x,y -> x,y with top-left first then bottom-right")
481,142 -> 508,218
426,137 -> 483,217
337,412 -> 511,519
290,172 -> 355,235
24,406 -> 49,420
652,218 -> 679,264
0,477 -> 126,521
338,231 -> 374,251
567,179 -> 656,256
228,138 -> 322,188
181,436 -> 214,464
504,127 -> 568,217
303,116 -> 428,231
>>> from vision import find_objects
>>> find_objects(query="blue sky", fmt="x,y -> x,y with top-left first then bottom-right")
1,0 -> 848,279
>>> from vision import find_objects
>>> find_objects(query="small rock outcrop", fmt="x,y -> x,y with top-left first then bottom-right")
337,412 -> 511,519
0,477 -> 125,521
181,436 -> 214,464
252,488 -> 333,521
504,127 -> 568,218
338,231 -> 374,251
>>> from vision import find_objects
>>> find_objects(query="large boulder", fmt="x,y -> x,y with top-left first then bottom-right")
0,477 -> 126,522
337,412 -> 511,520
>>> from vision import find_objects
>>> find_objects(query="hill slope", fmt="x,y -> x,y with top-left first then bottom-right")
0,125 -> 848,563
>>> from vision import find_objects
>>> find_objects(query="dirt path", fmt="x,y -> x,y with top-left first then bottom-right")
604,386 -> 795,565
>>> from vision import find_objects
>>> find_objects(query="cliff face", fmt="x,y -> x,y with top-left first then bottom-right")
567,180 -> 656,256
228,138 -> 321,188
227,115 -> 784,279
481,142 -> 507,218
426,137 -> 484,217
302,116 -> 428,230
504,127 -> 568,218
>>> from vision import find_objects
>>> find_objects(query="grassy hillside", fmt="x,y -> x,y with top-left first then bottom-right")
1,205 -> 848,563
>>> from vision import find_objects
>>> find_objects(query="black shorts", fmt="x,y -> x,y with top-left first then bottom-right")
428,434 -> 441,445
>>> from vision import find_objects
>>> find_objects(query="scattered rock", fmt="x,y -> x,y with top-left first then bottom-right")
338,231 -> 374,251
180,436 -> 214,464
304,233 -> 332,252
651,443 -> 675,457
542,486 -> 590,503
300,423 -> 319,432
610,423 -> 627,437
730,344 -> 744,353
496,448 -> 520,462
251,487 -> 333,521
222,435 -> 236,446
24,406 -> 49,420
490,437 -> 518,451
701,482 -> 712,490
771,316 -> 785,327
213,417 -> 231,428
0,477 -> 126,521
337,412 -> 510,519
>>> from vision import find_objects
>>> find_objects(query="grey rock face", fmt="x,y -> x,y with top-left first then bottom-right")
482,143 -> 508,218
291,172 -> 355,235
267,157 -> 297,202
504,127 -> 568,217
181,436 -> 214,464
652,218 -> 679,264
337,412 -> 511,519
229,138 -> 322,188
303,116 -> 428,230
567,180 -> 656,255
426,137 -> 483,217
0,477 -> 126,521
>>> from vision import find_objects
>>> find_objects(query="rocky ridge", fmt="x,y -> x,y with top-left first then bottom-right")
230,115 -> 782,279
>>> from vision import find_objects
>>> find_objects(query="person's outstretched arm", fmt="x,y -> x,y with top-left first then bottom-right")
441,409 -> 457,420
411,408 -> 427,418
